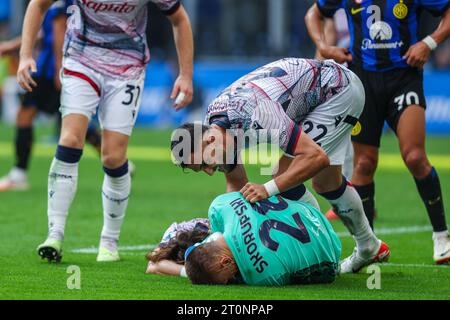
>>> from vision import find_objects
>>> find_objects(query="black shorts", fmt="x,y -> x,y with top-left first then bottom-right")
348,64 -> 426,147
21,77 -> 61,115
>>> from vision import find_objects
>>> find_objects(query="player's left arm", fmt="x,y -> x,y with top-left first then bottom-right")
0,36 -> 22,57
404,4 -> 450,68
52,14 -> 67,91
166,4 -> 194,111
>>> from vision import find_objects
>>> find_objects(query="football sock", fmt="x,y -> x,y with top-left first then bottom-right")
354,183 -> 375,230
100,161 -> 130,252
15,127 -> 33,170
433,230 -> 449,242
299,188 -> 321,211
342,141 -> 354,179
280,183 -> 306,200
280,184 -> 320,211
319,177 -> 378,255
415,167 -> 447,233
47,145 -> 83,241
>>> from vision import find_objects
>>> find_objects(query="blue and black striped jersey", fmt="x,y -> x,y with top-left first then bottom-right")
35,0 -> 72,80
317,0 -> 450,71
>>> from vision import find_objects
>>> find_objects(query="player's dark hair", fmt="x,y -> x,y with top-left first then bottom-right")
170,123 -> 210,169
146,227 -> 210,265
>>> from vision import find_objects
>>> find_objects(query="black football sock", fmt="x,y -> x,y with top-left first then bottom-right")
354,183 -> 375,230
415,167 -> 447,232
15,127 -> 33,170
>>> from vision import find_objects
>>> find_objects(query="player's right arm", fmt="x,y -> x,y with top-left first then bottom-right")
315,18 -> 338,60
305,2 -> 352,64
17,0 -> 54,92
146,259 -> 185,277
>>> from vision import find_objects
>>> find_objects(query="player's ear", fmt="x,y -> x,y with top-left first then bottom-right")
219,254 -> 233,267
205,133 -> 216,144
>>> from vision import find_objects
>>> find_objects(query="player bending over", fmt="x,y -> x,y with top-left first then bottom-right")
171,58 -> 390,273
184,192 -> 341,286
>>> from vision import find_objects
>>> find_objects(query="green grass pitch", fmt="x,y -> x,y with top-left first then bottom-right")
0,125 -> 449,300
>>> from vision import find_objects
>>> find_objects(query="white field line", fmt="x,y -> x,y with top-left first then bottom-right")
71,225 -> 433,254
72,244 -> 156,254
336,225 -> 433,237
381,263 -> 449,269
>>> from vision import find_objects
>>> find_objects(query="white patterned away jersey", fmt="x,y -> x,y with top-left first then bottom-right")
204,58 -> 352,154
64,0 -> 180,80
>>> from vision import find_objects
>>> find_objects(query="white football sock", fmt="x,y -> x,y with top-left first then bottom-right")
47,158 -> 79,241
100,172 -> 131,252
326,184 -> 379,256
299,188 -> 321,211
10,167 -> 28,182
433,230 -> 449,241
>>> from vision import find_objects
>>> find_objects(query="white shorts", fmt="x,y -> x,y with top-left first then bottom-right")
60,58 -> 145,136
297,70 -> 365,165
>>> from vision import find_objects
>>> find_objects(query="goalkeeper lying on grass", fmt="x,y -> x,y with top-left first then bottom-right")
146,192 -> 341,285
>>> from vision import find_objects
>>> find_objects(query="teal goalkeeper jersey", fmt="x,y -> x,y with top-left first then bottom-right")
208,192 -> 341,286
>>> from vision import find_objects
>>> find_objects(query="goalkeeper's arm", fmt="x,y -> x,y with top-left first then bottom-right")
146,260 -> 186,277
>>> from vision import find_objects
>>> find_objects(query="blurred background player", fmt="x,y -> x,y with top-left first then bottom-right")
17,0 -> 194,263
306,0 -> 450,264
0,0 -> 103,192
184,192 -> 341,286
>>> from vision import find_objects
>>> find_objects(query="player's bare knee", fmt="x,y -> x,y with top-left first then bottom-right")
403,149 -> 430,177
354,154 -> 378,178
312,180 -> 327,194
312,175 -> 341,194
59,132 -> 85,149
102,152 -> 126,169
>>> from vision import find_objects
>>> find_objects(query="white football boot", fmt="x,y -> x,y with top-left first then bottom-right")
340,240 -> 390,273
433,234 -> 450,264
97,247 -> 120,262
0,167 -> 29,192
37,239 -> 63,263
